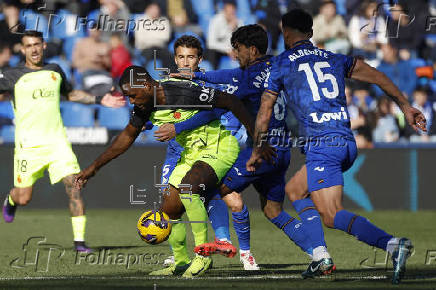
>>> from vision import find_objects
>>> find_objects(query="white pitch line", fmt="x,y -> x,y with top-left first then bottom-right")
0,275 -> 392,281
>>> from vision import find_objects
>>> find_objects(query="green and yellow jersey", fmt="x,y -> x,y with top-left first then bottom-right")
0,63 -> 72,148
129,79 -> 239,187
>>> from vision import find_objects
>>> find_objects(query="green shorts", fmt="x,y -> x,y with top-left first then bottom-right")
169,130 -> 239,188
14,141 -> 80,188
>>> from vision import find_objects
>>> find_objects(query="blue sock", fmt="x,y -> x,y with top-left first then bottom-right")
207,192 -> 231,241
270,211 -> 313,255
231,205 -> 250,251
334,210 -> 393,250
293,198 -> 326,249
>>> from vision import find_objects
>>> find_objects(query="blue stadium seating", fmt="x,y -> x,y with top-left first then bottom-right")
146,59 -> 164,80
46,56 -> 72,80
60,101 -> 95,127
0,125 -> 15,143
0,101 -> 14,120
236,0 -> 256,24
97,106 -> 130,130
218,56 -> 239,69
199,60 -> 214,72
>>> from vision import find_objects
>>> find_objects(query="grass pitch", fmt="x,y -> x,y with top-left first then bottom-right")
0,209 -> 435,289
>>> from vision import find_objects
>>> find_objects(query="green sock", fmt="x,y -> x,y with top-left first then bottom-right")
71,215 -> 86,241
8,195 -> 15,206
180,193 -> 208,246
168,220 -> 190,266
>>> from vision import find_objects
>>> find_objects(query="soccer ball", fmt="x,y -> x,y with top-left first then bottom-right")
137,210 -> 172,245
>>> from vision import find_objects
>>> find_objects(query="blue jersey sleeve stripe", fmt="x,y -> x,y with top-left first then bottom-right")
347,56 -> 358,78
265,89 -> 279,95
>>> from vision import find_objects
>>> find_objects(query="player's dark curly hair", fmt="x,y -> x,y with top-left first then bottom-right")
119,65 -> 153,88
174,35 -> 203,57
231,24 -> 268,54
281,9 -> 313,34
21,30 -> 43,42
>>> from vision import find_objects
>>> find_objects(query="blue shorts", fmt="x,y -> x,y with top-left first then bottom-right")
161,141 -> 183,184
306,138 -> 357,192
223,147 -> 291,202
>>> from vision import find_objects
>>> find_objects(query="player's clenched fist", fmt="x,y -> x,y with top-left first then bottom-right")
74,165 -> 97,189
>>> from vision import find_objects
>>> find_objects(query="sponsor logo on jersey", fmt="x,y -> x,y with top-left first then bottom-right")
233,167 -> 242,176
309,107 -> 348,124
201,154 -> 217,160
17,175 -> 22,183
173,111 -> 181,119
32,88 -> 55,99
199,86 -> 215,103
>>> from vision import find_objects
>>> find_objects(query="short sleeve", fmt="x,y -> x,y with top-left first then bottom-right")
342,55 -> 357,78
264,57 -> 282,95
162,81 -> 215,108
0,71 -> 14,93
53,65 -> 73,96
129,105 -> 149,129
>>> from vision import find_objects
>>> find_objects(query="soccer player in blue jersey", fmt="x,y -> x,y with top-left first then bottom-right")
247,9 -> 427,283
177,25 -> 320,269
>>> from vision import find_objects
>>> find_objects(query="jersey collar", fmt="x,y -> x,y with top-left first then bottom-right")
290,40 -> 313,49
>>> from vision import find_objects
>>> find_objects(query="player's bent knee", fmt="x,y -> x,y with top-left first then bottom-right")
319,212 -> 335,228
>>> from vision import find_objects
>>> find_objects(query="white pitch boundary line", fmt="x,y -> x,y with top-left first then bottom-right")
0,275 -> 391,281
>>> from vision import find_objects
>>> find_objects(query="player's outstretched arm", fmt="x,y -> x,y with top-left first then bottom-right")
74,124 -> 141,189
213,90 -> 255,138
246,90 -> 277,172
67,90 -> 126,108
351,58 -> 427,132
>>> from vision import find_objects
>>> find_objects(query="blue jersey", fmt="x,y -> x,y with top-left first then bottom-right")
266,40 -> 355,142
194,55 -> 288,148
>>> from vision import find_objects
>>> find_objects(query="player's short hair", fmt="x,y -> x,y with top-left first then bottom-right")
21,30 -> 44,42
173,35 -> 203,57
231,24 -> 268,54
119,66 -> 153,89
281,9 -> 313,34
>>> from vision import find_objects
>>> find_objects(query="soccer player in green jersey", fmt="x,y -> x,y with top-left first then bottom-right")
0,30 -> 125,252
74,65 -> 268,276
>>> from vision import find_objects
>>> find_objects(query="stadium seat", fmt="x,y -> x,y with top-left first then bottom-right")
146,59 -> 164,80
236,0 -> 256,24
8,55 -> 21,67
0,125 -> 15,143
97,106 -> 130,130
0,101 -> 14,120
199,60 -> 214,72
60,102 -> 95,127
218,56 -> 239,70
276,34 -> 285,54
46,56 -> 72,80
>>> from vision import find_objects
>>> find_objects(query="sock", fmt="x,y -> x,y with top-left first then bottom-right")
334,210 -> 393,250
270,211 -> 313,255
180,193 -> 208,246
207,191 -> 231,242
231,205 -> 250,251
312,246 -> 331,260
386,237 -> 400,255
8,195 -> 15,206
293,198 -> 326,249
168,220 -> 190,266
71,215 -> 86,242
